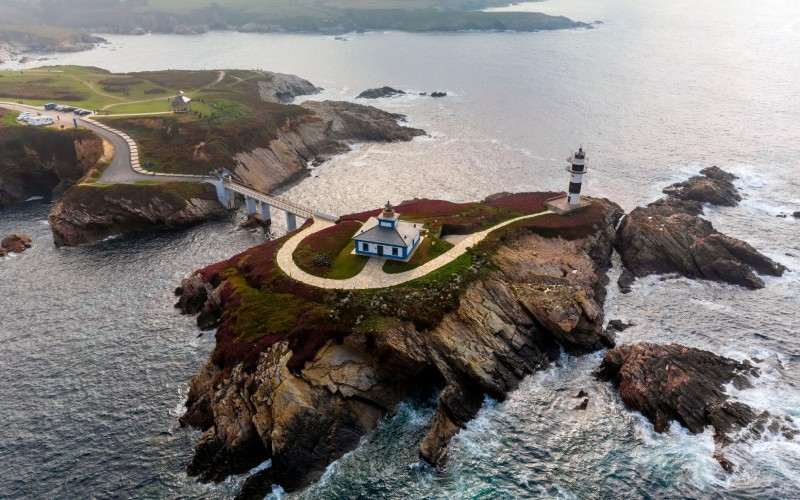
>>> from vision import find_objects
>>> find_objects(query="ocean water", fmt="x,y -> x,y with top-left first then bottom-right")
2,0 -> 799,497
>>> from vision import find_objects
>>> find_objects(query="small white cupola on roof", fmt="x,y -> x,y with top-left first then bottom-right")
378,201 -> 399,228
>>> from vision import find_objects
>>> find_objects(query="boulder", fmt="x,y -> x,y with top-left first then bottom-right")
793,211 -> 800,219
356,86 -> 406,99
430,91 -> 447,98
1,233 -> 32,254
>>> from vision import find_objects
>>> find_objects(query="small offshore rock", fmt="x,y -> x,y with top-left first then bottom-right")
356,86 -> 406,99
239,214 -> 272,230
713,451 -> 735,473
574,398 -> 589,410
607,319 -> 633,332
617,268 -> 635,293
430,91 -> 447,98
1,233 -> 32,254
575,389 -> 588,398
793,211 -> 800,218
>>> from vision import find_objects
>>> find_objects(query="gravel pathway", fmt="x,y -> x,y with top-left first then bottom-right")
276,210 -> 553,290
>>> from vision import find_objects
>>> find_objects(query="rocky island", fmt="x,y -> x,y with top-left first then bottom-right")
171,165 -> 789,496
176,193 -> 623,496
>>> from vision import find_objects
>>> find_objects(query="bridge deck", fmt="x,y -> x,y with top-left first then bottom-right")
224,180 -> 314,219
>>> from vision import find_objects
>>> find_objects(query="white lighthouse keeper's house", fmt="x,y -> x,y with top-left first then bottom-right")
352,202 -> 421,261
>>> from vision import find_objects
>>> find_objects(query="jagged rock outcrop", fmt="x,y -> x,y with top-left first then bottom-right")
0,233 -> 32,256
176,197 -> 623,496
662,166 -> 741,206
0,124 -> 104,204
257,73 -> 322,103
616,167 -> 786,289
598,343 -> 797,470
48,182 -> 226,247
232,101 -> 425,193
356,87 -> 406,99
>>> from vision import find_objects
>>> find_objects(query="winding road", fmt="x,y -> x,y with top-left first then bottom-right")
0,102 -> 208,184
276,210 -> 554,290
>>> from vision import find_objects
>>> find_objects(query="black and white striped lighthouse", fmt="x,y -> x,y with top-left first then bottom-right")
566,147 -> 588,205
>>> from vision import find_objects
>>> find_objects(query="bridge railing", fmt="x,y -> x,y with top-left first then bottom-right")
223,179 -> 314,219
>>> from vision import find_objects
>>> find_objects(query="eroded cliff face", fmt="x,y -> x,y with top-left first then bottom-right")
176,197 -> 622,496
48,182 -> 226,247
0,124 -> 104,203
232,101 -> 425,193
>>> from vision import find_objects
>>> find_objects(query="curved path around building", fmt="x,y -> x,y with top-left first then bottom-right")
276,210 -> 554,290
0,102 -> 209,184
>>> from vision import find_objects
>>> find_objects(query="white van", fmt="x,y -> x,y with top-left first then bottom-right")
16,112 -> 31,122
27,116 -> 54,126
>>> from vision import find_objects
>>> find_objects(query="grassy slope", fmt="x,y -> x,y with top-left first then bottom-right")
0,66 -> 310,176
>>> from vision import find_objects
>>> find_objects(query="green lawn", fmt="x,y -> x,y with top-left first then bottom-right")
327,241 -> 370,279
382,236 -> 454,274
294,220 -> 369,279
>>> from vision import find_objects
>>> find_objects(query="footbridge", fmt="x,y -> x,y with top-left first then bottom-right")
206,175 -> 339,231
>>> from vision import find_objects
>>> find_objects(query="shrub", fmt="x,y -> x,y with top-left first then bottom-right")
313,252 -> 333,267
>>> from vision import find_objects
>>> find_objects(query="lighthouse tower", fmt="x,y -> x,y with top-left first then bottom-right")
566,147 -> 588,205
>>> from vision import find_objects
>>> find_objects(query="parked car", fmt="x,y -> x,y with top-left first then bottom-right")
44,103 -> 57,110
54,105 -> 66,111
16,112 -> 31,121
78,110 -> 92,116
61,106 -> 76,112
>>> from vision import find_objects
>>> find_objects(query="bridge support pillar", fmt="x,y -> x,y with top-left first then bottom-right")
245,197 -> 257,215
204,180 -> 236,209
223,188 -> 236,209
259,202 -> 271,221
286,212 -> 297,232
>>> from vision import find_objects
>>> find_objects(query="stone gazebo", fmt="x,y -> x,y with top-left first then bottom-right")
171,91 -> 192,113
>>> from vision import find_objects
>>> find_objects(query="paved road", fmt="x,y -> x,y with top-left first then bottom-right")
0,102 -> 209,184
276,210 -> 554,290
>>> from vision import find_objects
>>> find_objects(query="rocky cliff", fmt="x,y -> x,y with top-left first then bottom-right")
175,195 -> 622,496
0,28 -> 104,64
48,182 -> 226,247
0,120 -> 104,204
232,101 -> 425,193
